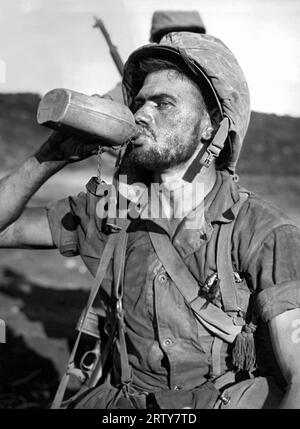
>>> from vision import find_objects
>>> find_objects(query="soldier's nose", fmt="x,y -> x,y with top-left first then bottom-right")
134,105 -> 154,127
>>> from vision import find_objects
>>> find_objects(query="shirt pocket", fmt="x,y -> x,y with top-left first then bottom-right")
234,276 -> 252,318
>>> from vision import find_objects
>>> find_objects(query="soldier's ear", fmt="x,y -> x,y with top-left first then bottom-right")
201,126 -> 213,141
200,109 -> 213,141
201,107 -> 223,142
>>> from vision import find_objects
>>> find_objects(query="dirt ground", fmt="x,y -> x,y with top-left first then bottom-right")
0,169 -> 299,408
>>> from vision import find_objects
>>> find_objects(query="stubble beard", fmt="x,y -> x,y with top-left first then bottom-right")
125,121 -> 202,173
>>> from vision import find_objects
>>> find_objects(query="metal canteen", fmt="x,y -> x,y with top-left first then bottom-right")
37,88 -> 139,146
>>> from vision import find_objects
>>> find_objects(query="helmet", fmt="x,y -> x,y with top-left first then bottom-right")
150,10 -> 206,43
122,32 -> 251,172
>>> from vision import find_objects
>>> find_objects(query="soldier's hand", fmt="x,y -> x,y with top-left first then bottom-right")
34,130 -> 100,164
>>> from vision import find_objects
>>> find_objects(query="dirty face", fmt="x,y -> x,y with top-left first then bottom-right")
128,69 -> 208,172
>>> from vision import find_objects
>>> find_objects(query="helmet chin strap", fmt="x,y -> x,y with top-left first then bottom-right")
182,117 -> 229,183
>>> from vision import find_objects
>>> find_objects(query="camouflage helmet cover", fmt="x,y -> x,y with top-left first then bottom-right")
122,32 -> 251,171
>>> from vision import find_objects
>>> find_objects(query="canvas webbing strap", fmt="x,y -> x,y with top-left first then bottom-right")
182,117 -> 229,183
51,216 -> 129,409
216,191 -> 249,312
147,228 -> 242,343
51,142 -> 133,409
211,337 -> 223,377
51,232 -> 119,409
113,226 -> 132,388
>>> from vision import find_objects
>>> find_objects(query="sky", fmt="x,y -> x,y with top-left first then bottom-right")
0,0 -> 299,116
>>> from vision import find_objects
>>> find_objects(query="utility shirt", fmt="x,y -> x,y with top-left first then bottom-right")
47,170 -> 300,392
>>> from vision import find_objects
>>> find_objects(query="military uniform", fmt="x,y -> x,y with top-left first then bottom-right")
47,170 -> 300,408
50,32 -> 300,408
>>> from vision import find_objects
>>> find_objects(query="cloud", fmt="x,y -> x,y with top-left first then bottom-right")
0,0 -> 299,115
61,61 -> 120,95
20,0 -> 43,14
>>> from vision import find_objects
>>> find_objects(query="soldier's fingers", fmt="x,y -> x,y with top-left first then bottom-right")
67,142 -> 100,160
47,129 -> 70,145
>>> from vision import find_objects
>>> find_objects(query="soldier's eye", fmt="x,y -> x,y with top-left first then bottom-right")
156,101 -> 172,110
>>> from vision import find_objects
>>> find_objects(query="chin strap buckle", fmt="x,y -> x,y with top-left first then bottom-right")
200,150 -> 217,168
182,117 -> 230,183
200,117 -> 230,168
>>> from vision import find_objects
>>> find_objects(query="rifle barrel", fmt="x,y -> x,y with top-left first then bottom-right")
93,17 -> 124,76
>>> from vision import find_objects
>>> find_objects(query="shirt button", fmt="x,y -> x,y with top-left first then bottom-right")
163,338 -> 173,347
158,273 -> 167,284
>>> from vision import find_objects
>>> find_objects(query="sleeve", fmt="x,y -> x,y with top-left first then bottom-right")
46,192 -> 91,257
246,224 -> 300,322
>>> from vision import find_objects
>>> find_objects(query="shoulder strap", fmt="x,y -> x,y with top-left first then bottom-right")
112,226 -> 132,389
147,190 -> 249,344
51,216 -> 130,409
216,191 -> 249,312
147,227 -> 242,343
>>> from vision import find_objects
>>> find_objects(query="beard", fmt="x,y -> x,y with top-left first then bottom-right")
123,121 -> 202,173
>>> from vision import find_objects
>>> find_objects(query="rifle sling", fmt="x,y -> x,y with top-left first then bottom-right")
113,225 -> 132,387
147,228 -> 242,343
216,191 -> 249,312
52,183 -> 249,407
51,217 -> 129,409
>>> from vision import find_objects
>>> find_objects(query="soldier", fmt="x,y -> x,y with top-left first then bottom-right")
0,32 -> 300,409
105,10 -> 206,103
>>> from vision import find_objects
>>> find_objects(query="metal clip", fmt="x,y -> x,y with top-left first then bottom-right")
97,145 -> 104,183
80,341 -> 101,376
203,272 -> 218,293
200,150 -> 215,168
233,271 -> 243,283
219,391 -> 231,406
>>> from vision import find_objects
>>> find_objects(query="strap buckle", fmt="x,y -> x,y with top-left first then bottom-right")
80,341 -> 101,376
219,391 -> 231,405
200,149 -> 216,168
200,117 -> 230,168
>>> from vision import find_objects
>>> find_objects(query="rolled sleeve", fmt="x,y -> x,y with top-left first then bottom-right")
46,192 -> 89,257
257,280 -> 300,322
248,225 -> 300,322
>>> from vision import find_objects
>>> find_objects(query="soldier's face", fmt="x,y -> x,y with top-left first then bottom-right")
129,69 -> 206,171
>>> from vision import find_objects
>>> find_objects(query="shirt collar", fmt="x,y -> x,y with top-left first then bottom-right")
86,169 -> 240,256
168,170 -> 239,257
205,170 -> 239,224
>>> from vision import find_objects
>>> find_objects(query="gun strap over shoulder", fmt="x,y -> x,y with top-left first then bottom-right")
51,216 -> 130,409
216,190 -> 249,312
147,190 -> 249,343
148,229 -> 241,343
113,225 -> 132,388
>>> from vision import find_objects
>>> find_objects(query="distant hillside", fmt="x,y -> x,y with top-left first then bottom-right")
0,93 -> 50,169
0,93 -> 300,174
239,111 -> 300,175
